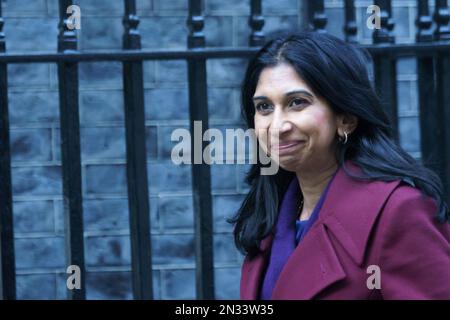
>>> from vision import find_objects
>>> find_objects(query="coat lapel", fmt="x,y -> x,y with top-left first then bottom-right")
316,162 -> 401,266
240,234 -> 274,300
271,223 -> 346,299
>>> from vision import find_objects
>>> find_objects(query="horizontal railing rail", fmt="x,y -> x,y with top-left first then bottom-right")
0,42 -> 450,63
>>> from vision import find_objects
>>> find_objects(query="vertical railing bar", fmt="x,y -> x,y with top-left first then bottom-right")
187,0 -> 215,300
372,0 -> 399,140
122,0 -> 153,300
0,0 -> 17,300
438,56 -> 450,205
417,0 -> 443,182
57,0 -> 86,300
344,0 -> 357,43
433,0 -> 450,204
249,0 -> 265,47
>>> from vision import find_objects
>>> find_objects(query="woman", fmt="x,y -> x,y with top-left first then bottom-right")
229,32 -> 450,300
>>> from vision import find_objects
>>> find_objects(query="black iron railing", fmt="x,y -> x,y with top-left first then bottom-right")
57,0 -> 86,300
0,0 -> 449,300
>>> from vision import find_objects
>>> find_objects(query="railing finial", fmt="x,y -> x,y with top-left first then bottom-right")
373,0 -> 395,43
187,0 -> 205,48
249,0 -> 265,47
434,0 -> 450,40
123,0 -> 141,49
0,0 -> 5,52
344,0 -> 358,43
309,0 -> 327,33
58,0 -> 77,52
416,0 -> 434,42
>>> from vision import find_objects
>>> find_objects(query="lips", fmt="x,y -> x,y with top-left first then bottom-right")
272,140 -> 305,149
270,140 -> 305,154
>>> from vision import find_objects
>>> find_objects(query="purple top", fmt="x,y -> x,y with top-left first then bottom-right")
295,220 -> 309,245
259,172 -> 337,300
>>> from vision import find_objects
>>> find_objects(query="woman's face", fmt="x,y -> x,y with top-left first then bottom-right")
253,63 -> 341,173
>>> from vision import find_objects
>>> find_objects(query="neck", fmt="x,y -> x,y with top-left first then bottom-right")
296,160 -> 338,220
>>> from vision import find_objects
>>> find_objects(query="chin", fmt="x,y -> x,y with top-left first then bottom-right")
276,157 -> 304,173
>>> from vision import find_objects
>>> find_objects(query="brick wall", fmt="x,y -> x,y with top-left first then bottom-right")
3,0 -> 421,299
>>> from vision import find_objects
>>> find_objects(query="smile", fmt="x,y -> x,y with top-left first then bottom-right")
271,140 -> 305,155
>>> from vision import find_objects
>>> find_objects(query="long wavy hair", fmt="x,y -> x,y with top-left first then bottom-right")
228,32 -> 449,259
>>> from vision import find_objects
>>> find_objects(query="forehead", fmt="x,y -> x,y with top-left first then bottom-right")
254,63 -> 312,96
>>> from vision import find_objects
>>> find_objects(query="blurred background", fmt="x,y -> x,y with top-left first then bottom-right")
0,0 -> 449,299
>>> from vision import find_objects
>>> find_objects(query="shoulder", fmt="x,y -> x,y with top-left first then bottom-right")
322,169 -> 447,264
373,183 -> 450,251
335,162 -> 442,229
378,183 -> 443,234
372,184 -> 450,298
374,182 -> 450,261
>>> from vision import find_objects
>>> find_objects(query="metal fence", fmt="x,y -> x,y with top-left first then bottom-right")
0,0 -> 449,300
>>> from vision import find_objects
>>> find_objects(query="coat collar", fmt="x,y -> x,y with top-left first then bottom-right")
240,161 -> 401,300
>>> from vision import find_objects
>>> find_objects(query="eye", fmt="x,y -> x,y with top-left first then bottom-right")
289,98 -> 308,108
255,102 -> 273,114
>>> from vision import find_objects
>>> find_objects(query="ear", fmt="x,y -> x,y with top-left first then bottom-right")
336,113 -> 358,137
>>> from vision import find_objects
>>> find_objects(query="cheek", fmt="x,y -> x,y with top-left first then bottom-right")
253,116 -> 269,148
254,115 -> 270,134
304,112 -> 336,142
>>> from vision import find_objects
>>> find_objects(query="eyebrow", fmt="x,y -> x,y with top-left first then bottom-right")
252,89 -> 314,101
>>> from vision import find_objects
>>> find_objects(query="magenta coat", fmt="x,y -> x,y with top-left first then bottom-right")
240,162 -> 450,299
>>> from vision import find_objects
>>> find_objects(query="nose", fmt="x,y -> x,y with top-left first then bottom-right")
269,109 -> 292,138
268,110 -> 293,150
